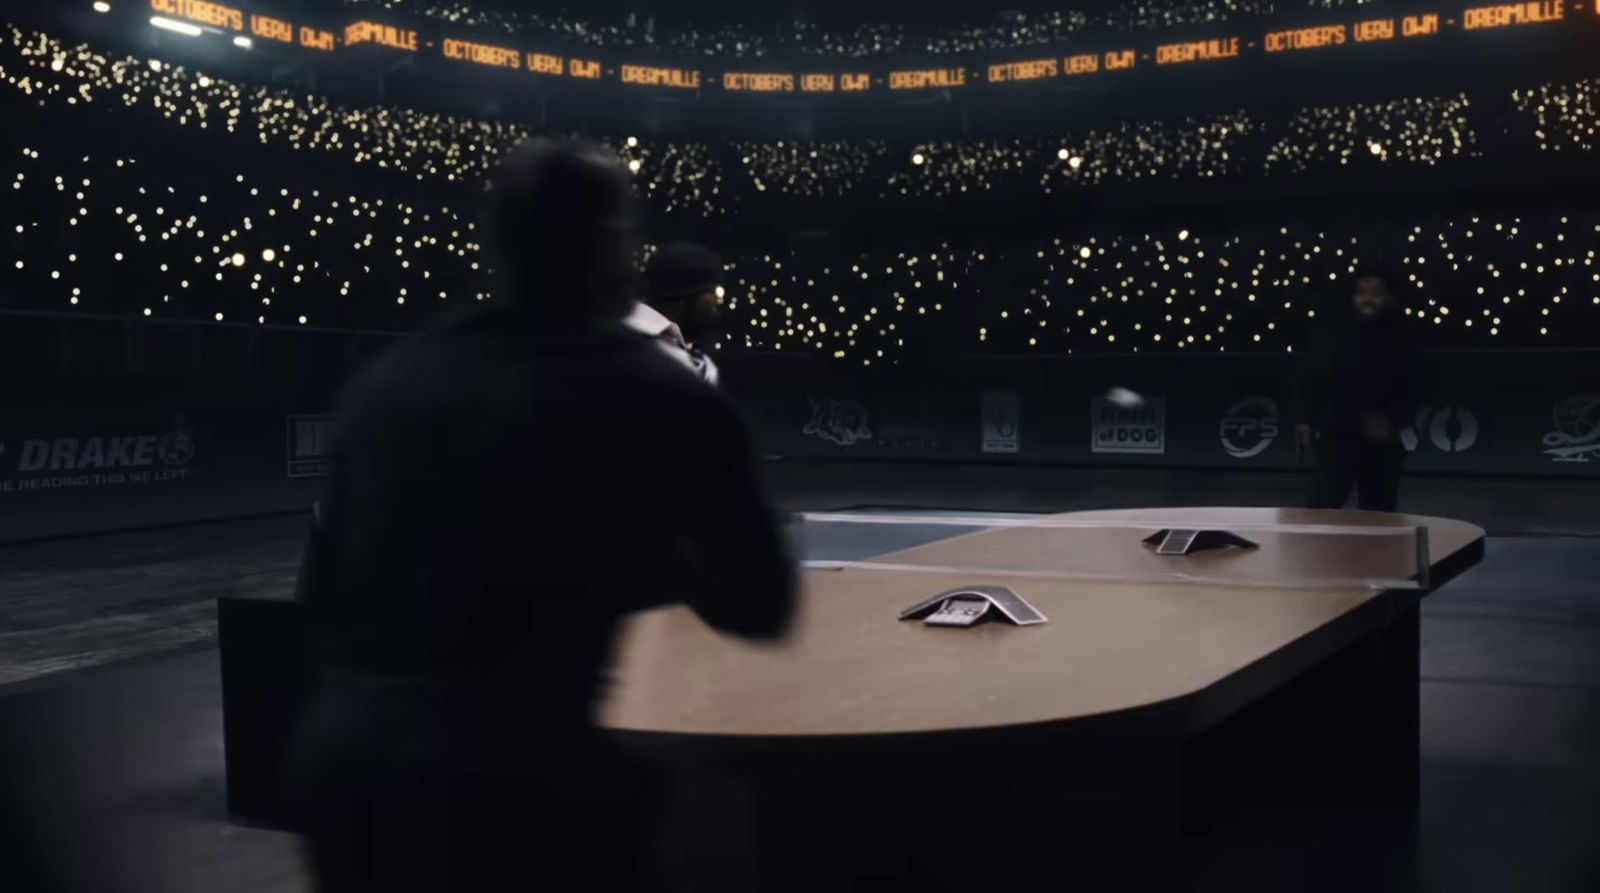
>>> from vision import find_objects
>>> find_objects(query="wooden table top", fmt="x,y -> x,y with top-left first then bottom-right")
599,508 -> 1483,739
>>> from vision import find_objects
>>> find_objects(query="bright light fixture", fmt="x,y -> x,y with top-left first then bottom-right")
150,16 -> 202,37
232,36 -> 253,49
93,2 -> 112,13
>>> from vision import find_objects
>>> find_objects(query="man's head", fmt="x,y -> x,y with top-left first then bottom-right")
485,138 -> 638,318
644,242 -> 726,340
1351,265 -> 1397,321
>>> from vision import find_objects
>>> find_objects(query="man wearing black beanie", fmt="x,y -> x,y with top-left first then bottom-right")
627,241 -> 727,385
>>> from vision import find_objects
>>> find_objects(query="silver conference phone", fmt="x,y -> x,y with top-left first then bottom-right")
1142,528 -> 1258,555
898,585 -> 1048,628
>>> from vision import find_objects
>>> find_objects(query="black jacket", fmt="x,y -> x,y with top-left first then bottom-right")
1296,309 -> 1421,443
293,304 -> 795,771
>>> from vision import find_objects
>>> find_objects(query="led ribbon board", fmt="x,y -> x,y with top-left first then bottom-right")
141,0 -> 1580,94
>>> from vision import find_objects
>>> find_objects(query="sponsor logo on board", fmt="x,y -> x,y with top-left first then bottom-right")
1543,395 -> 1600,462
287,415 -> 337,477
1,416 -> 197,493
1092,395 -> 1165,454
1400,406 -> 1479,453
1219,397 -> 1279,459
804,398 -> 873,446
981,391 -> 1020,453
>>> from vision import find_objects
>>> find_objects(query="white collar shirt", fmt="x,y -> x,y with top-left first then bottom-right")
622,301 -> 719,386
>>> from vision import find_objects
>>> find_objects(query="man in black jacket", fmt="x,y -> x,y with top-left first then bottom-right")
1295,265 -> 1421,512
290,139 -> 796,892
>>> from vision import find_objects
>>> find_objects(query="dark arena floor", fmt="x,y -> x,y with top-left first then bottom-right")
2,464 -> 1598,892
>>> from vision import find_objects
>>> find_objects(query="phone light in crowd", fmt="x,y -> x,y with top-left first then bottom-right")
92,2 -> 111,13
233,36 -> 253,49
150,16 -> 203,37
912,152 -> 926,165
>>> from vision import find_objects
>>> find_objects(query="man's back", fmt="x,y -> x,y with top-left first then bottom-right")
298,304 -> 794,748
287,137 -> 781,892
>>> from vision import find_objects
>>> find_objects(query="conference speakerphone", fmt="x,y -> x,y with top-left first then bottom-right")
899,585 -> 1048,628
1142,528 -> 1259,555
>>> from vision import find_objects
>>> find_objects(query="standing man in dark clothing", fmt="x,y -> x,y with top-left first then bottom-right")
289,139 -> 796,893
1295,265 -> 1421,512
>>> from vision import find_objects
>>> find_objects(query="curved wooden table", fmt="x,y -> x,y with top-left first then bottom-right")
600,508 -> 1485,892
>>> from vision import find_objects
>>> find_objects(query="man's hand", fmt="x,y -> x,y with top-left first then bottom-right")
1294,423 -> 1314,462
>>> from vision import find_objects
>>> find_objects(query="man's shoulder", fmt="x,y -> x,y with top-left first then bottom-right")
348,309 -> 712,406
617,344 -> 735,412
342,312 -> 644,401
